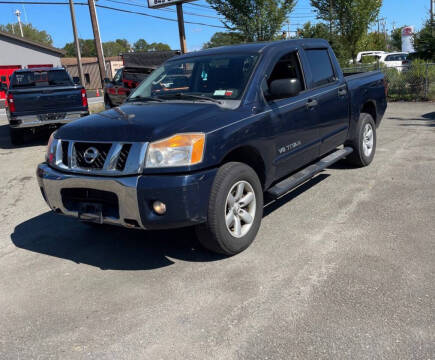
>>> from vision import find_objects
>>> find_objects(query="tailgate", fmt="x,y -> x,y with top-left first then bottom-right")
12,87 -> 84,113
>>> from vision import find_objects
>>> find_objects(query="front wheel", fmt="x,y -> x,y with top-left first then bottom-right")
345,112 -> 376,167
195,162 -> 263,256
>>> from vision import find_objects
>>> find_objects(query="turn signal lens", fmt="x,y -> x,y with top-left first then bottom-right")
46,132 -> 56,164
146,133 -> 205,168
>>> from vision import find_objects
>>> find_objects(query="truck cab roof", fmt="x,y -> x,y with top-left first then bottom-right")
170,39 -> 331,61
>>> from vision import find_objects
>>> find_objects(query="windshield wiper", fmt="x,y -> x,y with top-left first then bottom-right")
157,93 -> 222,104
128,96 -> 164,103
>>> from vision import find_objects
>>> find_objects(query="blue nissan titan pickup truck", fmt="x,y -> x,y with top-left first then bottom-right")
37,39 -> 387,255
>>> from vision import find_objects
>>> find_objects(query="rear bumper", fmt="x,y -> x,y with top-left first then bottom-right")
9,110 -> 89,128
36,163 -> 217,230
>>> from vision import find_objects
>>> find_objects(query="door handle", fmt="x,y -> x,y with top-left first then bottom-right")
306,99 -> 318,110
338,87 -> 347,96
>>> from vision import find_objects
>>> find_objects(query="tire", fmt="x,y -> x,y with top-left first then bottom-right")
9,127 -> 24,145
195,162 -> 263,256
345,113 -> 376,167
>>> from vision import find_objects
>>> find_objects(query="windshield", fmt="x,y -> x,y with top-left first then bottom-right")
10,70 -> 73,88
129,54 -> 258,101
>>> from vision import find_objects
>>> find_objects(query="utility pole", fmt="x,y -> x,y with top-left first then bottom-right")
286,19 -> 290,39
14,9 -> 23,37
88,0 -> 106,87
431,0 -> 434,36
176,3 -> 187,54
68,0 -> 85,86
329,0 -> 333,35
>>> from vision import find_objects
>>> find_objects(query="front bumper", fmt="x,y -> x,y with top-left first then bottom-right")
36,163 -> 217,230
9,110 -> 89,128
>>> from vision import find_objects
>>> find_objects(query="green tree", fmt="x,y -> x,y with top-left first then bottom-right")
297,21 -> 330,39
206,0 -> 296,42
311,0 -> 382,62
102,38 -> 130,57
357,31 -> 387,52
133,39 -> 149,51
203,32 -> 244,48
146,42 -> 171,51
132,39 -> 171,52
63,39 -> 96,57
413,19 -> 435,61
0,23 -> 53,46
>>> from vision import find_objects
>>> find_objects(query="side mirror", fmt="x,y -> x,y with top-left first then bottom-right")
269,78 -> 301,99
104,77 -> 111,84
0,82 -> 7,91
72,77 -> 80,85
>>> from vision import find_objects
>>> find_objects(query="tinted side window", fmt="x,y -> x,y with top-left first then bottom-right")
305,49 -> 336,88
113,68 -> 123,83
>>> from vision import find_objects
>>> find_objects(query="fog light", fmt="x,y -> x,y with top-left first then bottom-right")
153,201 -> 166,215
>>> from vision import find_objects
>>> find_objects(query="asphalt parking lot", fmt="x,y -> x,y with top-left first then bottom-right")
0,102 -> 434,359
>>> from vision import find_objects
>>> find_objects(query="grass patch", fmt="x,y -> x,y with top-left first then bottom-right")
89,102 -> 105,114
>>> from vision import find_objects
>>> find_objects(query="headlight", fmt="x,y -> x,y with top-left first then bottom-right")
146,133 -> 205,168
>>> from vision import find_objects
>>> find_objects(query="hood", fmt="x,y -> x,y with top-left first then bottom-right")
55,102 -> 226,142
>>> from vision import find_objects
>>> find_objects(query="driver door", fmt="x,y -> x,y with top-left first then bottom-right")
265,51 -> 320,180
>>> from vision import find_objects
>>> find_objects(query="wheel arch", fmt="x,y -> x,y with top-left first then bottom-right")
360,100 -> 377,125
220,145 -> 267,189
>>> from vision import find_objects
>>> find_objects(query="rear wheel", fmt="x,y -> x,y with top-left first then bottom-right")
195,162 -> 263,256
345,113 -> 376,167
9,127 -> 24,145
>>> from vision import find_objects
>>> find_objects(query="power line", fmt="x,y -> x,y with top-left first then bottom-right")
0,0 -> 226,28
95,3 -> 226,28
186,2 -> 213,9
102,0 -> 224,19
0,1 -> 87,4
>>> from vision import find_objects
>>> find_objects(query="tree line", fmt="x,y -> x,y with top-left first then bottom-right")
203,0 -> 434,63
0,23 -> 171,57
63,38 -> 171,57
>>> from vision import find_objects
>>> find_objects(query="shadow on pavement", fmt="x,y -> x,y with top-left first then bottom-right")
264,174 -> 329,217
11,174 -> 330,269
11,212 -> 225,270
0,124 -> 52,149
422,112 -> 434,120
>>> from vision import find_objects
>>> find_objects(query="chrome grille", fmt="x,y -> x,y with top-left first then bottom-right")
74,142 -> 111,169
116,144 -> 131,171
52,139 -> 147,176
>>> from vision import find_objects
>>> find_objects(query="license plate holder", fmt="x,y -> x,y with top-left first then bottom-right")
78,202 -> 103,224
39,113 -> 66,121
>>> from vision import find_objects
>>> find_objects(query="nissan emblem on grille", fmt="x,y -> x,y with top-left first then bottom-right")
83,147 -> 100,164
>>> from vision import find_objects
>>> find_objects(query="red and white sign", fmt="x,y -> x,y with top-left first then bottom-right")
401,26 -> 415,53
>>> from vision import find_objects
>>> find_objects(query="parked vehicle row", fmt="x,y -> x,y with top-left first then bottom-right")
351,50 -> 410,71
104,50 -> 180,108
36,39 -> 387,255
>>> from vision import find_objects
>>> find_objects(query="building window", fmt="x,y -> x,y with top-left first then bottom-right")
85,73 -> 90,85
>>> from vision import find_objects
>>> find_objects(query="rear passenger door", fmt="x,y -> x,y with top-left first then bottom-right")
303,48 -> 349,155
